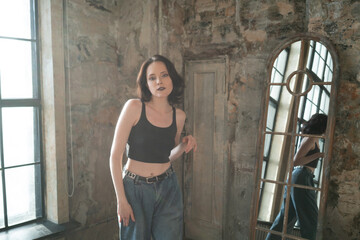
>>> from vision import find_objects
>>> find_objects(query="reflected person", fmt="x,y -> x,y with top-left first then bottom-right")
109,55 -> 197,240
266,114 -> 327,240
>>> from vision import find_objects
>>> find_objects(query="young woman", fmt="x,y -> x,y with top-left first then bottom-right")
266,113 -> 327,240
110,55 -> 197,240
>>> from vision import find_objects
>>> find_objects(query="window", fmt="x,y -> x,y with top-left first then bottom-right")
0,0 -> 43,229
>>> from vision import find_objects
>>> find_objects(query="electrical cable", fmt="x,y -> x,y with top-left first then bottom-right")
64,0 -> 75,198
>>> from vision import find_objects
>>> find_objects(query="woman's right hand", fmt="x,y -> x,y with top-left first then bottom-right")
118,201 -> 135,226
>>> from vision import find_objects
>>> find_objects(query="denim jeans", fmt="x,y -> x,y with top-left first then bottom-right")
119,169 -> 183,240
266,167 -> 318,240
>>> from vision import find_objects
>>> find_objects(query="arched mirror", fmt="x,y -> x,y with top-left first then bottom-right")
251,35 -> 338,240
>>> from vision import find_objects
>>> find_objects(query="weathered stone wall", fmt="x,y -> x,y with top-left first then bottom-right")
51,0 -> 359,239
180,1 -> 360,239
180,0 -> 307,239
60,0 -> 161,239
307,1 -> 360,239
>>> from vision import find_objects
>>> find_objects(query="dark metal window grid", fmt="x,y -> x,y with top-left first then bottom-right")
0,0 -> 44,230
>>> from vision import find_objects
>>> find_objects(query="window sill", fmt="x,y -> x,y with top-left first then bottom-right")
0,219 -> 80,240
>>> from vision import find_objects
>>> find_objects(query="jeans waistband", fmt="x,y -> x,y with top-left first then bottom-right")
124,165 -> 174,184
294,166 -> 315,177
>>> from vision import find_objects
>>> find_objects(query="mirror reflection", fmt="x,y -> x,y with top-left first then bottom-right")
255,39 -> 334,240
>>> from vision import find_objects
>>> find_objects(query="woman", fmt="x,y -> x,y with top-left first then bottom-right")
109,55 -> 197,240
266,113 -> 327,240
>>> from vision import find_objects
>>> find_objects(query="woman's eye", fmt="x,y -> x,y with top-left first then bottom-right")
148,77 -> 156,81
161,73 -> 169,78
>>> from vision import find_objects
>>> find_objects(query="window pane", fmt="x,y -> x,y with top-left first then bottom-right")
0,171 -> 4,228
5,165 -> 41,226
0,38 -> 35,99
325,68 -> 333,82
273,71 -> 284,84
276,50 -> 288,74
270,84 -> 281,101
270,69 -> 276,83
324,67 -> 329,82
2,107 -> 38,168
320,44 -> 327,59
266,102 -> 276,130
298,96 -> 305,119
312,54 -> 319,73
320,92 -> 330,114
307,85 -> 315,101
304,99 -> 312,120
270,69 -> 284,84
264,134 -> 271,157
307,45 -> 314,69
273,58 -> 279,69
327,54 -> 333,71
326,52 -> 332,65
316,58 -> 325,79
0,0 -> 32,39
313,85 -> 320,106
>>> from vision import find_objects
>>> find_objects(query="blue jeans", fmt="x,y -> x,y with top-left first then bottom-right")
266,167 -> 318,240
119,169 -> 183,240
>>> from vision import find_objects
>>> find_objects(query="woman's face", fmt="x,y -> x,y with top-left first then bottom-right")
146,61 -> 173,100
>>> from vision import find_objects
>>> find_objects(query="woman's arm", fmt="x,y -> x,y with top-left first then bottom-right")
293,137 -> 323,166
109,99 -> 141,226
169,109 -> 197,162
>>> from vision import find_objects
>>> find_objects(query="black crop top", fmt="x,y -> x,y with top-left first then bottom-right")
127,101 -> 177,163
305,143 -> 320,168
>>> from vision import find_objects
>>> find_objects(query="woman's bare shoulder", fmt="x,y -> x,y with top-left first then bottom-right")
300,136 -> 317,150
175,108 -> 186,121
124,99 -> 142,109
121,99 -> 142,123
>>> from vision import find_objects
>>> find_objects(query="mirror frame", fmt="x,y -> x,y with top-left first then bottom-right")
250,33 -> 339,240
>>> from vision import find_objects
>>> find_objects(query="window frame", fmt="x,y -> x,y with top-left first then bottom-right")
259,48 -> 290,206
0,0 -> 45,230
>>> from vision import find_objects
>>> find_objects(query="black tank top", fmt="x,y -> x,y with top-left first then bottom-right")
305,143 -> 320,168
127,101 -> 177,163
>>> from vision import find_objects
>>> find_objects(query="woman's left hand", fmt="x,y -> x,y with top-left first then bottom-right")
182,135 -> 197,153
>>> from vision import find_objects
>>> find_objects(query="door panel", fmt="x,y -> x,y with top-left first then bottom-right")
184,59 -> 227,240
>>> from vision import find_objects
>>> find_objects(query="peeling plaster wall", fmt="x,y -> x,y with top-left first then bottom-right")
48,0 -> 359,239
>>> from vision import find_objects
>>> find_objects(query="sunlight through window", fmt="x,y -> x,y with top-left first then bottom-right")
0,0 -> 43,229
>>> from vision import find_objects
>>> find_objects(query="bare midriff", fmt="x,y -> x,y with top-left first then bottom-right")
125,158 -> 171,177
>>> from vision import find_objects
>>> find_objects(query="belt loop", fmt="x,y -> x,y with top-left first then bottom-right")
134,176 -> 139,184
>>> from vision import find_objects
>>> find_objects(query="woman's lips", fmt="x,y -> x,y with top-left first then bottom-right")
157,87 -> 165,91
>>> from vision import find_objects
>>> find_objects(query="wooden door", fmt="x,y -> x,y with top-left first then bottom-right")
184,59 -> 227,240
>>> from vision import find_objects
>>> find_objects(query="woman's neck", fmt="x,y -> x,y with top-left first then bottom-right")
147,98 -> 172,113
